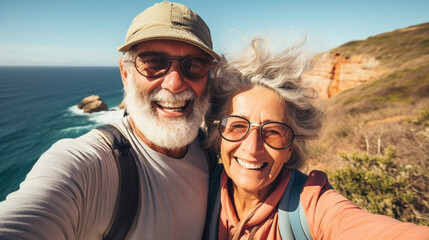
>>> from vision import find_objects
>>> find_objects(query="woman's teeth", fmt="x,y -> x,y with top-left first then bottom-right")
236,158 -> 267,170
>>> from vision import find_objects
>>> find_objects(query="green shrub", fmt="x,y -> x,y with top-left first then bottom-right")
408,109 -> 429,126
327,147 -> 429,225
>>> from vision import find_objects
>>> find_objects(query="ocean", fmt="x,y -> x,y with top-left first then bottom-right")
0,66 -> 125,200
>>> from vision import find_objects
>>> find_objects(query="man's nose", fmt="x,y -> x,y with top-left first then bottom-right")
160,61 -> 188,93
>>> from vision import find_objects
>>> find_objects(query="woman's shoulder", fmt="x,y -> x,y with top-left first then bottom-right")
299,169 -> 341,214
301,170 -> 331,192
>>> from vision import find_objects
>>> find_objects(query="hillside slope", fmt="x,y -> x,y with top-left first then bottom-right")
305,22 -> 429,171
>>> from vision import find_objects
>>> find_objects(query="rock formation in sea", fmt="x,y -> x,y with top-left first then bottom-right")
77,95 -> 108,113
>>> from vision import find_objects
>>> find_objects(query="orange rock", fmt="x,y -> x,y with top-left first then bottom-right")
302,53 -> 387,99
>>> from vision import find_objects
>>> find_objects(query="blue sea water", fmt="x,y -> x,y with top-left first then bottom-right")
0,66 -> 125,200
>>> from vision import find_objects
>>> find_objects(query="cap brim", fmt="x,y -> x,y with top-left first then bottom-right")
117,29 -> 220,61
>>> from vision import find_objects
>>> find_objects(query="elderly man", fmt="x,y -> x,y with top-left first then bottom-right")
0,2 -> 220,239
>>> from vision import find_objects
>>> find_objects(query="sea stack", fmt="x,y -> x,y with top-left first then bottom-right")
78,95 -> 108,113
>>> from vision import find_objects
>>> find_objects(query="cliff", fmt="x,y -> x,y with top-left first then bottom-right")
303,22 -> 429,99
304,22 -> 429,172
303,53 -> 387,98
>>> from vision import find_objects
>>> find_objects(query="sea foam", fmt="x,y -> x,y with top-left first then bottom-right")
65,105 -> 124,132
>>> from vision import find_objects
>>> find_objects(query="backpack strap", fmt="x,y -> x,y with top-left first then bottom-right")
203,164 -> 223,240
95,124 -> 141,240
198,128 -> 218,172
289,170 -> 313,240
278,169 -> 313,240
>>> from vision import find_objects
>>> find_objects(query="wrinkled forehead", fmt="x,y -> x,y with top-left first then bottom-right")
228,86 -> 290,124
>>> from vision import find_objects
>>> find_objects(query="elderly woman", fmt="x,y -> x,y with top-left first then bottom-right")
203,38 -> 429,240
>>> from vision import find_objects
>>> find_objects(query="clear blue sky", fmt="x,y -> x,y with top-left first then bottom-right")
0,0 -> 428,66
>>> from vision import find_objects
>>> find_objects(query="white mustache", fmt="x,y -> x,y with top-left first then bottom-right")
149,88 -> 195,103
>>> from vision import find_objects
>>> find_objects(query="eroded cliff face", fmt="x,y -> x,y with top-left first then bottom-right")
302,53 -> 387,98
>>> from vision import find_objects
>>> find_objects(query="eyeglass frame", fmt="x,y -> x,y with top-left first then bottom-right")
122,51 -> 214,80
214,115 -> 295,150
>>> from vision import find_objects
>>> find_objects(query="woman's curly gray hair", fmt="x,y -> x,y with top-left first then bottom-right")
205,37 -> 323,169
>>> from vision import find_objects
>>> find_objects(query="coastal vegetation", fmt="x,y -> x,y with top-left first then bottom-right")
306,22 -> 429,225
327,148 -> 429,225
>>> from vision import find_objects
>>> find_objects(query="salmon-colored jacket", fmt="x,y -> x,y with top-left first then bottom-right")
205,166 -> 429,239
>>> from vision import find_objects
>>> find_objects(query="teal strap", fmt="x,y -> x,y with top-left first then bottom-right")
289,170 -> 312,240
278,169 -> 313,240
278,170 -> 296,239
299,202 -> 312,240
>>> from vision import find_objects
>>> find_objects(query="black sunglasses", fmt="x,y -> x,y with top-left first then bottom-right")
127,51 -> 213,80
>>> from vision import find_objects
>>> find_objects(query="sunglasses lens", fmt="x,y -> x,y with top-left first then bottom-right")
135,52 -> 212,79
136,52 -> 170,78
182,57 -> 211,79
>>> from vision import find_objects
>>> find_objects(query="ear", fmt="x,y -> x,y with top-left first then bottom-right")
289,144 -> 295,153
283,143 -> 295,163
119,58 -> 129,92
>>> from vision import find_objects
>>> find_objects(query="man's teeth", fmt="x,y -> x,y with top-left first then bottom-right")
236,158 -> 266,170
156,101 -> 187,112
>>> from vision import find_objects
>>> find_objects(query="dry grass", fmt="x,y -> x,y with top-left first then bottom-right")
305,101 -> 429,169
303,103 -> 429,225
299,21 -> 429,226
332,22 -> 429,68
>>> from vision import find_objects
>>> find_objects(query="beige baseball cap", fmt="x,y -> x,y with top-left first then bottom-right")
117,1 -> 220,61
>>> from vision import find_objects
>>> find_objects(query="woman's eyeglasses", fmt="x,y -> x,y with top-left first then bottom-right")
125,51 -> 213,80
214,115 -> 295,149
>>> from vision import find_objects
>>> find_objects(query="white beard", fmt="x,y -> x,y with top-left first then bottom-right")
124,75 -> 209,150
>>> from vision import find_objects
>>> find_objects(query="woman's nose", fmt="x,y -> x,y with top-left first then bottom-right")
240,127 -> 265,155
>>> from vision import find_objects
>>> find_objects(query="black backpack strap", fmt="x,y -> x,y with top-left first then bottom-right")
203,164 -> 223,240
198,128 -> 218,172
95,124 -> 140,240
